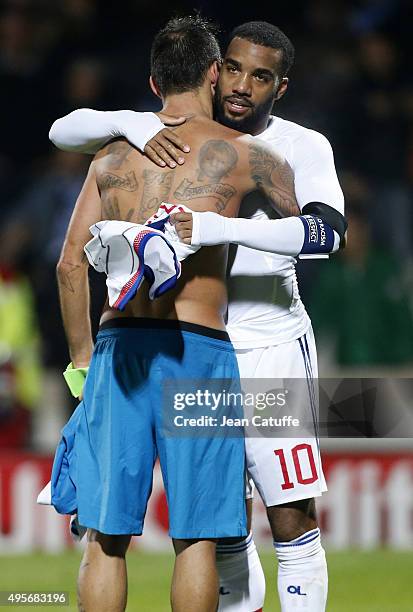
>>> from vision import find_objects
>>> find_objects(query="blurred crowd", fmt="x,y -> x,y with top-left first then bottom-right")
1,0 -> 412,449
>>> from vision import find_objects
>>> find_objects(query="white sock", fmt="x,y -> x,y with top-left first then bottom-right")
216,532 -> 265,612
274,527 -> 328,611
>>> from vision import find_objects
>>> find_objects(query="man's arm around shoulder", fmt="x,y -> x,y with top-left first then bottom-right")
49,108 -> 190,168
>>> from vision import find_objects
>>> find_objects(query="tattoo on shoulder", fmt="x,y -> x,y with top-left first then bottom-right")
100,171 -> 138,192
248,144 -> 298,216
106,140 -> 133,169
198,140 -> 238,181
248,144 -> 279,187
139,170 -> 174,221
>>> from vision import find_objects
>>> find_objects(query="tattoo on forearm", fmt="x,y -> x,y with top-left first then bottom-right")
248,144 -> 299,216
102,195 -> 135,222
139,170 -> 174,221
198,140 -> 238,181
100,171 -> 138,192
58,261 -> 82,293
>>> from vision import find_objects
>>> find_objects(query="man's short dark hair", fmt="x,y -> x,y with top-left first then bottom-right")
151,15 -> 221,96
229,21 -> 295,76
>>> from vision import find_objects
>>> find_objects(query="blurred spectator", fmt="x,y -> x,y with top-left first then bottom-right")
309,202 -> 413,367
57,57 -> 106,117
0,265 -> 41,448
0,149 -> 107,443
0,150 -> 90,370
64,58 -> 104,106
353,34 -> 407,180
0,6 -> 43,198
0,265 -> 41,407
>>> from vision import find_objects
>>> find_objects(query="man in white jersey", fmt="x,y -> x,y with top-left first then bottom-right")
49,21 -> 346,612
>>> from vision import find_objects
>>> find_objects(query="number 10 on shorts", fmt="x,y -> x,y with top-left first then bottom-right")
274,444 -> 319,490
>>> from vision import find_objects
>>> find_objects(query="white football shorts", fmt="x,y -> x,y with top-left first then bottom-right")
237,326 -> 327,506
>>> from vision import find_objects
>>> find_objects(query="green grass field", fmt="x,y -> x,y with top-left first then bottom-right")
0,550 -> 412,611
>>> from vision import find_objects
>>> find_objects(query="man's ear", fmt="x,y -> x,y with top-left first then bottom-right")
275,77 -> 289,101
149,75 -> 162,99
208,60 -> 221,96
209,60 -> 220,87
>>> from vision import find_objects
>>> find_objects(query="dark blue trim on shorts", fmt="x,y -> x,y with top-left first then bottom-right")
298,334 -> 320,447
99,317 -> 230,342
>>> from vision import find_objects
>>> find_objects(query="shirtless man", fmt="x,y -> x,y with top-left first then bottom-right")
55,15 -> 298,612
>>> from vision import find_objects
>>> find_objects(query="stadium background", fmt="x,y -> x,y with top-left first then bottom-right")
0,0 -> 412,610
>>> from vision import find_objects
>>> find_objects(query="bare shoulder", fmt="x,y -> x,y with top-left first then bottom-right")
197,129 -> 287,179
234,134 -> 299,217
235,134 -> 285,165
93,137 -> 142,195
246,136 -> 289,188
94,137 -> 137,168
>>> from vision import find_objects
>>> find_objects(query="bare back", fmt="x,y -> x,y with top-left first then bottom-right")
94,116 -> 297,329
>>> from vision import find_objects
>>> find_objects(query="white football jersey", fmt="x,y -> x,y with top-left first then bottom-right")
226,115 -> 344,348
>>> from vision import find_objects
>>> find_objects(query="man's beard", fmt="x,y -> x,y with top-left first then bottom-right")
214,81 -> 274,135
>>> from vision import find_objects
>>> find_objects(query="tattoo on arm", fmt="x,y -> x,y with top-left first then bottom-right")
58,260 -> 84,293
100,171 -> 138,192
139,170 -> 174,221
248,144 -> 299,216
249,144 -> 277,186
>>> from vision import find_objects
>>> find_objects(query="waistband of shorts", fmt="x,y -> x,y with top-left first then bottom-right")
99,317 -> 231,342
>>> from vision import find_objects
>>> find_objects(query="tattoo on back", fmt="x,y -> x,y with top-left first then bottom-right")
174,179 -> 235,213
198,140 -> 238,181
248,144 -> 298,216
102,195 -> 135,222
100,171 -> 138,192
139,170 -> 174,221
172,140 -> 238,213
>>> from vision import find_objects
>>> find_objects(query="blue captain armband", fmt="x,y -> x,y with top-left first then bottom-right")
299,215 -> 335,255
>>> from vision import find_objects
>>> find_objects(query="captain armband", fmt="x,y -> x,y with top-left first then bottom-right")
299,215 -> 337,255
298,203 -> 347,257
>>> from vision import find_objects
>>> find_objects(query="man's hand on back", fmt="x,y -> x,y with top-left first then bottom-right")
145,113 -> 191,168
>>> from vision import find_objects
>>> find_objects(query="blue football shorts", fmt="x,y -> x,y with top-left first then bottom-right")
51,318 -> 247,539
